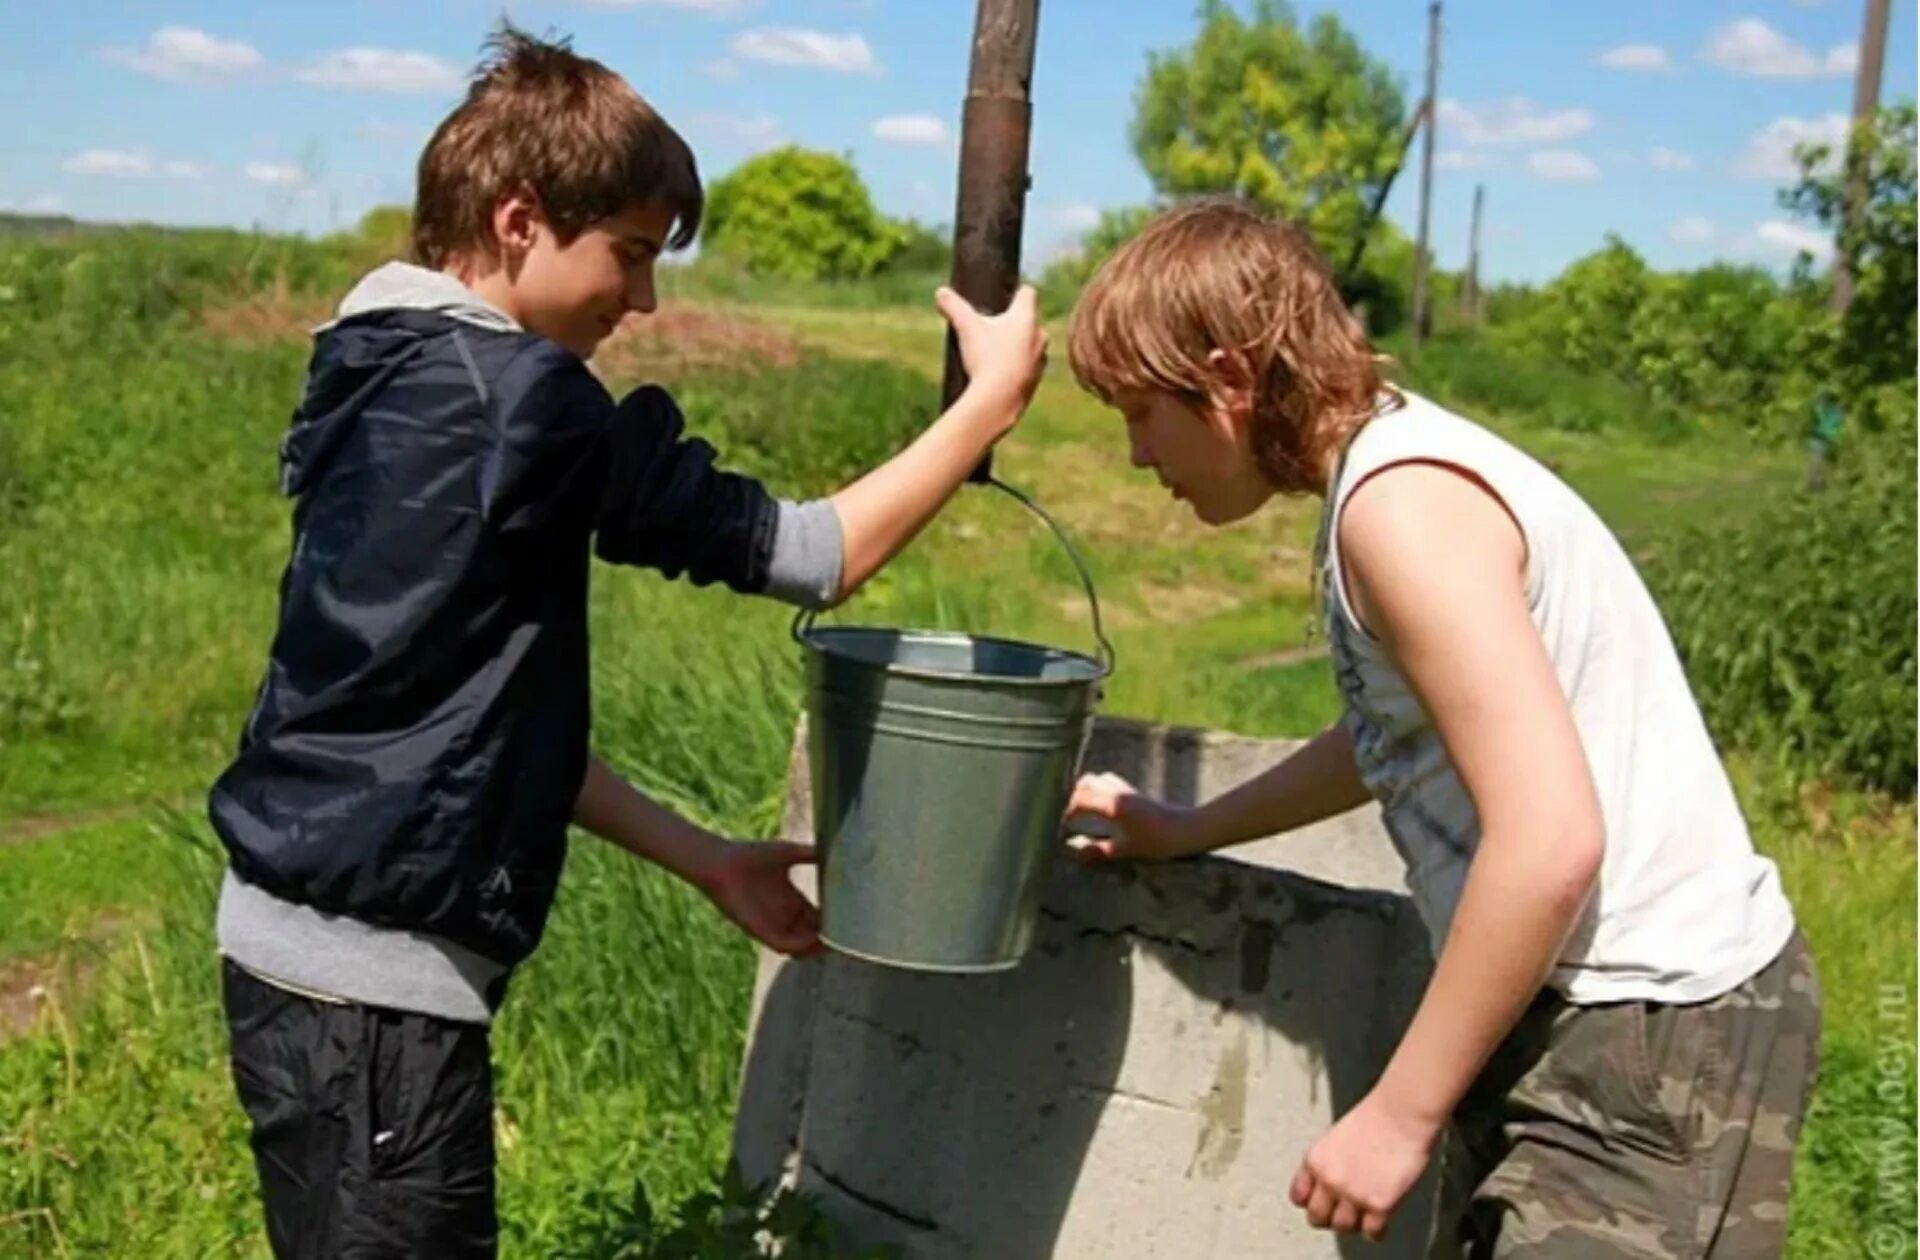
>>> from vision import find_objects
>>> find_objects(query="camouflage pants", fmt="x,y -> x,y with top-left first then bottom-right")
1429,930 -> 1821,1259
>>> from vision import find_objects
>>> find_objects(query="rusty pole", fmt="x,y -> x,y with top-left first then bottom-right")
944,0 -> 1040,482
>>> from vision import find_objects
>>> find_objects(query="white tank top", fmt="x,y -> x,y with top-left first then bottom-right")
1318,391 -> 1795,1004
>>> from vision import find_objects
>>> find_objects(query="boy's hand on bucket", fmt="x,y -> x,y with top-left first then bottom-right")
935,284 -> 1048,415
697,840 -> 823,958
1062,772 -> 1200,863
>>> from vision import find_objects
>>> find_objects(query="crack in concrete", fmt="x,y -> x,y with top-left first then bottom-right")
817,1001 -> 944,1063
1070,1079 -> 1190,1114
1038,907 -> 1216,957
804,1156 -> 941,1235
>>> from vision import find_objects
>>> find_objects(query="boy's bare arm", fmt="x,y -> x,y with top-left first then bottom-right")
1065,722 -> 1371,862
573,753 -> 820,956
828,286 -> 1047,601
573,753 -> 730,881
1339,464 -> 1603,1132
1288,463 -> 1604,1240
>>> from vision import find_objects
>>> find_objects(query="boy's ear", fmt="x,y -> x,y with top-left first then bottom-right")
491,186 -> 546,262
1203,347 -> 1255,437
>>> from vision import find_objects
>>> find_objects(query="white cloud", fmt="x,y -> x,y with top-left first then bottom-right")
1527,150 -> 1600,182
730,28 -> 878,74
703,58 -> 741,79
295,48 -> 463,95
1648,146 -> 1696,172
61,149 -> 211,180
245,161 -> 307,187
1438,97 -> 1593,146
104,26 -> 264,83
1669,216 -> 1718,246
1435,150 -> 1497,171
63,149 -> 154,177
873,114 -> 948,145
1598,44 -> 1670,72
1702,20 -> 1856,78
1045,204 -> 1102,232
1751,219 -> 1834,262
1735,113 -> 1850,180
691,111 -> 781,150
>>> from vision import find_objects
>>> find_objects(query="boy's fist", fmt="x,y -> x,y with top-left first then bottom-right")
936,284 -> 1048,410
1063,772 -> 1199,863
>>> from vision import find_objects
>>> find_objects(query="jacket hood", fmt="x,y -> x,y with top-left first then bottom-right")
279,264 -> 521,497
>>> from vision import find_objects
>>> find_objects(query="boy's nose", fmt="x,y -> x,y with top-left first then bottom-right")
626,277 -> 657,315
1128,436 -> 1153,469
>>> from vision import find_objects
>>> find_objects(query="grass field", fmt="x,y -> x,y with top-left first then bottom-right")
0,233 -> 1910,1258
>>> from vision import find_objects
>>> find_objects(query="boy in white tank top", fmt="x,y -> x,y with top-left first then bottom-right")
1061,198 -> 1819,1258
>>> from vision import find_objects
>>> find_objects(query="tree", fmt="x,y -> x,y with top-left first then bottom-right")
1034,205 -> 1155,316
1780,103 -> 1917,402
1130,0 -> 1407,262
702,147 -> 907,281
1520,234 -> 1651,380
886,218 -> 952,274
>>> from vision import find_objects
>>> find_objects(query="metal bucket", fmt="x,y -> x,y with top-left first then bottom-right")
794,479 -> 1115,972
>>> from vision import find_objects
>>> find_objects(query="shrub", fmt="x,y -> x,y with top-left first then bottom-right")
1645,431 -> 1917,796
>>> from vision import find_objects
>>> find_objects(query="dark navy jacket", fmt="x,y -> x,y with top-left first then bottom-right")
209,307 -> 780,966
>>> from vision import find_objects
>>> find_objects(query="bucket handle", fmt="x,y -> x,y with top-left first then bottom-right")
792,474 -> 1117,676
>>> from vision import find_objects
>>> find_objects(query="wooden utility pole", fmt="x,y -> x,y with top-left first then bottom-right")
1832,0 -> 1891,314
1410,0 -> 1441,345
1462,182 -> 1483,325
944,0 -> 1040,482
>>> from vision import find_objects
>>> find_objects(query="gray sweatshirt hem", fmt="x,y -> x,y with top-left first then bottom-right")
216,868 -> 505,1025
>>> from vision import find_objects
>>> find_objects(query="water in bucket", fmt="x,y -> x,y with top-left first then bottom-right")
793,478 -> 1114,971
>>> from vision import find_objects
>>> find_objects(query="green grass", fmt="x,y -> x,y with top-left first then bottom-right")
0,815 -> 170,958
0,229 -> 1909,1258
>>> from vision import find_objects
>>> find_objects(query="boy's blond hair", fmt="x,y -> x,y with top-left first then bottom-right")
411,25 -> 702,269
1067,198 -> 1397,493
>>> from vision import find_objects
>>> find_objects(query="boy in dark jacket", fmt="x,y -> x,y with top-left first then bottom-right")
208,27 -> 1047,1258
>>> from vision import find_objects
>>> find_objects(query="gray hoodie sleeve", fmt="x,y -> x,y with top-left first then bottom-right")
765,498 -> 845,610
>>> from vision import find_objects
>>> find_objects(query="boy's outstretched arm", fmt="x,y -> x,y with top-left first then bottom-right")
1064,722 -> 1372,861
573,753 -> 821,957
827,285 -> 1048,602
1289,463 -> 1604,1243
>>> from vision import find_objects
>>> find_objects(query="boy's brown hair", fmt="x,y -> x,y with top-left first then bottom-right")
411,24 -> 702,269
1067,198 -> 1397,493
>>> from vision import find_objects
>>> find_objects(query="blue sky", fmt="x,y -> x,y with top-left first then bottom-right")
2,1 -> 1911,283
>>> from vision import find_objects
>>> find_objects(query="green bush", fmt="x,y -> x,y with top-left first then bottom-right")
0,225 -> 359,332
703,148 -> 906,282
1388,329 -> 1690,442
1488,237 -> 1814,439
1645,432 -> 1917,796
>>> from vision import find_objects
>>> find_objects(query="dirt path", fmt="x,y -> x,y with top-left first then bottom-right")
0,804 -> 145,848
